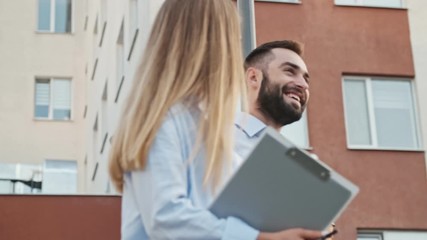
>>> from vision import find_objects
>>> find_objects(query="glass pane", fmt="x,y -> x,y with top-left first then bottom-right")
335,0 -> 357,5
38,0 -> 51,31
35,105 -> 49,118
15,164 -> 43,194
45,159 -> 77,171
372,80 -> 418,149
35,81 -> 50,105
52,79 -> 71,120
343,79 -> 371,145
0,163 -> 17,178
357,236 -> 381,240
0,181 -> 11,194
35,80 -> 50,118
335,0 -> 403,7
363,0 -> 402,8
0,163 -> 16,193
53,109 -> 71,120
280,111 -> 309,148
385,231 -> 427,240
43,160 -> 77,194
0,163 -> 42,194
55,0 -> 72,33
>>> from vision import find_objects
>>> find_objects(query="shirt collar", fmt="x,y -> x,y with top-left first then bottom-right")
235,112 -> 267,138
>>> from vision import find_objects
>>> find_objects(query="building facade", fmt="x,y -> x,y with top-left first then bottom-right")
252,0 -> 427,239
0,0 -> 86,193
82,0 -> 163,193
1,0 -> 426,239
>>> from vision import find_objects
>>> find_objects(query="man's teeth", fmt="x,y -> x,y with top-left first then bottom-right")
286,93 -> 300,102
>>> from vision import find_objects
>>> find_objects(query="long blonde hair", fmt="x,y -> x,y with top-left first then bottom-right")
109,0 -> 246,192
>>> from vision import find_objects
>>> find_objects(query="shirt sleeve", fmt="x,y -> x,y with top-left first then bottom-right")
128,112 -> 260,240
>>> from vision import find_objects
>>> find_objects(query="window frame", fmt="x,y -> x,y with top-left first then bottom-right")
34,77 -> 73,121
358,230 -> 427,240
342,76 -> 422,151
42,159 -> 78,194
37,0 -> 74,33
280,110 -> 310,149
334,0 -> 406,9
357,231 -> 384,240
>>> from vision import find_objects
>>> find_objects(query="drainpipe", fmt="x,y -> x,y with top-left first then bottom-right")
238,0 -> 257,57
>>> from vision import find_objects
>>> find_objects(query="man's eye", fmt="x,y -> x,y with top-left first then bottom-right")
285,69 -> 295,74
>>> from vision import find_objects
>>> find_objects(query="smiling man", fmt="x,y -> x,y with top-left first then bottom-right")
235,40 -> 310,158
234,40 -> 336,240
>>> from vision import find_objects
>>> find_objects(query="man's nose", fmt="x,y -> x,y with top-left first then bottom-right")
295,75 -> 309,90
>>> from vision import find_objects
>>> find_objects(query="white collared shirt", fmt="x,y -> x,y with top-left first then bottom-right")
234,112 -> 267,160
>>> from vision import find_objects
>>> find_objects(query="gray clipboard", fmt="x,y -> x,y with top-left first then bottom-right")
209,127 -> 359,232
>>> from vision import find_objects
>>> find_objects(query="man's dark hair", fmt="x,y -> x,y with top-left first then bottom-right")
244,40 -> 304,70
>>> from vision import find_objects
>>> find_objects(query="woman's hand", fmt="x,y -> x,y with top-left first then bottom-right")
257,228 -> 323,240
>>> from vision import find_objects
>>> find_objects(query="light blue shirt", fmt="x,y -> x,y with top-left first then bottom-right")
121,103 -> 259,240
234,112 -> 267,160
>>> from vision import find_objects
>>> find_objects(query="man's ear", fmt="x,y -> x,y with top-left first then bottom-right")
245,67 -> 263,90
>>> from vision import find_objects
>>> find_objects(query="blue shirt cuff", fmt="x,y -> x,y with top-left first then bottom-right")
222,217 -> 259,240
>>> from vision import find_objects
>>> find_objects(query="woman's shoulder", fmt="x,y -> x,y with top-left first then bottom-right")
162,101 -> 200,129
167,100 -> 200,120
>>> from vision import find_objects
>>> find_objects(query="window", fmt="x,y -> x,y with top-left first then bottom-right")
35,78 -> 72,120
38,0 -> 72,33
343,77 -> 421,150
42,160 -> 77,194
280,111 -> 309,148
358,232 -> 383,240
335,0 -> 405,8
358,231 -> 427,240
0,163 -> 42,194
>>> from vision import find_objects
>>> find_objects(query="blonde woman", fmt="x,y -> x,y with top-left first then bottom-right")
109,0 -> 323,239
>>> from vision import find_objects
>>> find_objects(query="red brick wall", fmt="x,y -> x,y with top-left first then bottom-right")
254,1 -> 427,239
0,195 -> 121,240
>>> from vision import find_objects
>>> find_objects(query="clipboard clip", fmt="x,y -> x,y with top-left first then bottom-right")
286,147 -> 330,181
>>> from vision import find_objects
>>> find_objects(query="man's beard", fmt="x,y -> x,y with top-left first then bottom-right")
257,72 -> 306,127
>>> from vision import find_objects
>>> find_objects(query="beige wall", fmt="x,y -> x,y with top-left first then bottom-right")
408,0 -> 427,176
0,0 -> 165,194
0,0 -> 86,191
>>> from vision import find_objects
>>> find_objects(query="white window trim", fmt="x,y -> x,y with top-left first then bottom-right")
358,230 -> 427,240
43,159 -> 78,194
36,0 -> 74,34
358,231 -> 384,240
342,76 -> 423,151
334,0 -> 406,9
34,77 -> 73,121
280,110 -> 311,149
